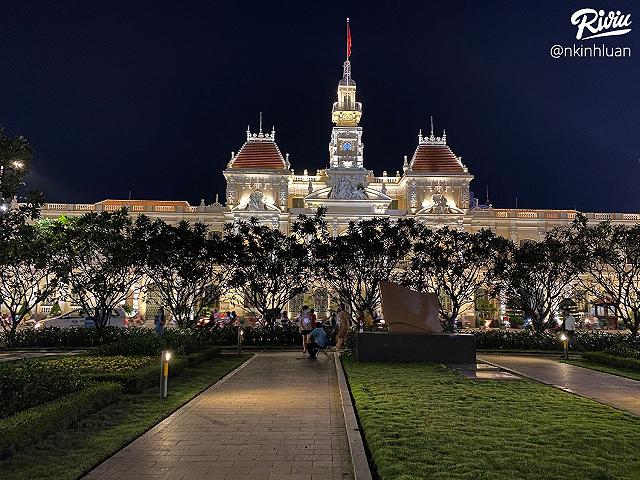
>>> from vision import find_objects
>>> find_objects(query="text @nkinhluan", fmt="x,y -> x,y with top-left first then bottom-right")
550,43 -> 631,59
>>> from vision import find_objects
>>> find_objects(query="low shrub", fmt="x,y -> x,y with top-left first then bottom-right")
95,357 -> 188,393
4,326 -> 126,348
93,335 -> 167,356
42,355 -> 178,393
602,342 -> 640,360
187,346 -> 221,367
44,355 -> 156,375
0,381 -> 122,458
582,351 -> 640,371
2,323 -> 303,350
0,359 -> 87,419
473,329 -> 635,353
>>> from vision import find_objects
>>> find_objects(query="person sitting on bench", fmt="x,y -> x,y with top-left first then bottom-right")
307,321 -> 329,359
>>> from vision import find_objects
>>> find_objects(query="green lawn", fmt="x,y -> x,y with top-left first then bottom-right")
0,354 -> 251,480
563,359 -> 640,382
342,358 -> 640,480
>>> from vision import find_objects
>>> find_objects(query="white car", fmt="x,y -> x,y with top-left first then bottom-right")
34,307 -> 128,329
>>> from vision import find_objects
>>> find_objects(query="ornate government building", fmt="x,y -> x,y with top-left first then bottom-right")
37,54 -> 639,323
40,54 -> 639,238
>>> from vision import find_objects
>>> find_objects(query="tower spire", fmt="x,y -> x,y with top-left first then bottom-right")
259,111 -> 263,134
430,115 -> 434,137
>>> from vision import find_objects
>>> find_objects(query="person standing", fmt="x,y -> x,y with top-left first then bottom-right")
335,304 -> 350,350
356,310 -> 365,333
564,309 -> 576,344
298,305 -> 312,353
154,306 -> 166,335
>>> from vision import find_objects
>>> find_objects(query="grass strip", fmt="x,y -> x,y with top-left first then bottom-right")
342,358 -> 640,480
563,359 -> 640,382
0,354 -> 251,480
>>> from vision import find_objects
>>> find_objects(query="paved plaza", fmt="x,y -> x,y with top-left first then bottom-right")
83,352 -> 353,480
479,354 -> 640,416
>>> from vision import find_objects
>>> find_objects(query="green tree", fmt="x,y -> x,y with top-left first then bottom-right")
572,217 -> 640,336
305,216 -> 418,316
56,209 -> 145,331
475,296 -> 497,327
136,217 -> 233,328
224,218 -> 311,324
0,127 -> 32,201
404,226 -> 509,332
0,214 -> 65,336
493,230 -> 580,333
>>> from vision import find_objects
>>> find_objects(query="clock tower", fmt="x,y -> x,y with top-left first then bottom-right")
304,19 -> 391,212
329,59 -> 363,170
323,21 -> 370,201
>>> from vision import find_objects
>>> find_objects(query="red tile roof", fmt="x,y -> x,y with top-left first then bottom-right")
229,140 -> 287,170
410,144 -> 465,173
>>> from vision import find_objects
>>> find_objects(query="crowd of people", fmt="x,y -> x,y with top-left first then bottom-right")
295,303 -> 353,359
150,303 -> 377,359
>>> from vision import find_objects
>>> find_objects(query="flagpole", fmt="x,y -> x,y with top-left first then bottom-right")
346,17 -> 349,61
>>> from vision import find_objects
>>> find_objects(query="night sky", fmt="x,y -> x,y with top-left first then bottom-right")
1,1 -> 638,212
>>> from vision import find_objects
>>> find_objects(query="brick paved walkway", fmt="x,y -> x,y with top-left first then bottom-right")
479,354 -> 640,415
84,352 -> 353,480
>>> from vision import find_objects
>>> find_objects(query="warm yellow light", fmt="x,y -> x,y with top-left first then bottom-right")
560,334 -> 567,342
165,352 -> 171,361
11,160 -> 24,169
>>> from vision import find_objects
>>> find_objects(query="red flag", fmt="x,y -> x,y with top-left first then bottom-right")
346,18 -> 352,58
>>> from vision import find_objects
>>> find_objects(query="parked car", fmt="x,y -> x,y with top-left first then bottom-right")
33,307 -> 128,329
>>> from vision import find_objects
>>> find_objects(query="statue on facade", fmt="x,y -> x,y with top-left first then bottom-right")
329,175 -> 368,200
428,193 -> 453,214
246,190 -> 267,211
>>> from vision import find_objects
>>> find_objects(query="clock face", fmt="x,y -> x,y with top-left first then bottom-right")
342,142 -> 353,151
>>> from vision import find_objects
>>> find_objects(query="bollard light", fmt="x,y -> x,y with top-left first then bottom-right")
160,350 -> 171,399
559,334 -> 568,360
237,327 -> 244,354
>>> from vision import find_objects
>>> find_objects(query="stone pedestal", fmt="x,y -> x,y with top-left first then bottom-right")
353,332 -> 477,369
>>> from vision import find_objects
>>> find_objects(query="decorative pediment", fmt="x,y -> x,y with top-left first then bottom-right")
231,190 -> 280,212
416,193 -> 465,216
303,184 -> 392,214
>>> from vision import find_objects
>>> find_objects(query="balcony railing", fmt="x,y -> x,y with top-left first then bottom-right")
332,102 -> 362,113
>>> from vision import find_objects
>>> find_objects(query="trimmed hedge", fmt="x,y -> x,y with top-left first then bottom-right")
582,352 -> 640,371
473,329 -> 636,353
2,326 -> 127,348
0,359 -> 87,419
187,346 -> 222,367
89,357 -> 188,393
2,324 -> 303,350
0,381 -> 122,458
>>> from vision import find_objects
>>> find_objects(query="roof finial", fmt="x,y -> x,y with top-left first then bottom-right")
430,115 -> 434,137
259,111 -> 263,134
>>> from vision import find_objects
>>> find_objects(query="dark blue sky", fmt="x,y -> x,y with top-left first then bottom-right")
1,1 -> 638,212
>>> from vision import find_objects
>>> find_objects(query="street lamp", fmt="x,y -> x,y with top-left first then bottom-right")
0,160 -> 25,214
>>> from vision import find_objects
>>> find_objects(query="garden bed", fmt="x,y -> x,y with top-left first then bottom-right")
0,354 -> 251,480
